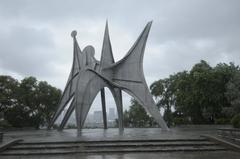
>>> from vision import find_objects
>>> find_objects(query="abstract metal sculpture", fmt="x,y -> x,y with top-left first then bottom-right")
49,21 -> 169,131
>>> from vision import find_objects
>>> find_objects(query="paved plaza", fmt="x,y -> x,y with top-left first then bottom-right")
3,151 -> 237,159
1,126 -> 228,142
0,126 -> 239,158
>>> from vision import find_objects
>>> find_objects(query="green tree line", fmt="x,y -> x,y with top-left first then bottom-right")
0,76 -> 61,129
124,60 -> 240,128
2,60 -> 240,129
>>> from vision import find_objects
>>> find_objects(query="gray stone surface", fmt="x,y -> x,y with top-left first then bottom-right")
1,126 -> 239,158
49,22 -> 168,132
1,148 -> 240,159
2,151 -> 239,159
1,126 -> 230,142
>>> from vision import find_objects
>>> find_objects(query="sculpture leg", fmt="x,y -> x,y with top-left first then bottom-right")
58,98 -> 75,130
75,71 -> 107,132
124,85 -> 169,131
49,94 -> 74,129
110,88 -> 124,131
101,88 -> 107,129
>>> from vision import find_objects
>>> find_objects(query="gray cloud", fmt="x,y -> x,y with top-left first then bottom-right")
0,25 -> 60,78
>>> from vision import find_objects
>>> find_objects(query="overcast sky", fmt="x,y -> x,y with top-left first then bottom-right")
0,0 -> 240,113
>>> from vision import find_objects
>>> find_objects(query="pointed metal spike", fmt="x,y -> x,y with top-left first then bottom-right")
104,21 -> 109,40
100,21 -> 114,68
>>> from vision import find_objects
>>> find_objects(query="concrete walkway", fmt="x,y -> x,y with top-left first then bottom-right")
1,126 -> 239,159
1,126 -> 229,142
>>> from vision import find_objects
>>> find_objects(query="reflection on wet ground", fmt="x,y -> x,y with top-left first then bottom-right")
2,126 -> 228,142
1,151 -> 240,159
1,126 -> 239,159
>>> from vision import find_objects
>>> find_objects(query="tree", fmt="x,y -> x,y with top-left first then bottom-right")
150,77 -> 176,126
0,75 -> 62,129
165,61 -> 238,124
147,60 -> 240,126
225,71 -> 240,116
0,76 -> 24,127
190,60 -> 212,123
123,99 -> 156,127
0,76 -> 19,113
18,77 -> 40,128
18,77 -> 62,128
171,71 -> 190,117
36,81 -> 61,127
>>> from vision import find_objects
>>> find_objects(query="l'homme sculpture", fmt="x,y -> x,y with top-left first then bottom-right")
49,21 -> 169,131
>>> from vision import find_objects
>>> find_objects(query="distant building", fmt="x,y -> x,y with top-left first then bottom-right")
108,108 -> 116,121
85,113 -> 94,123
93,110 -> 103,123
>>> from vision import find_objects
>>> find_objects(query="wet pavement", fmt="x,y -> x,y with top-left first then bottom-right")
1,126 -> 230,142
1,151 -> 240,159
1,126 -> 239,158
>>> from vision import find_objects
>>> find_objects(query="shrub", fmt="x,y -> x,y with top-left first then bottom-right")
173,117 -> 191,125
215,118 -> 230,124
231,114 -> 240,128
66,124 -> 77,129
0,120 -> 12,129
52,124 -> 59,129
